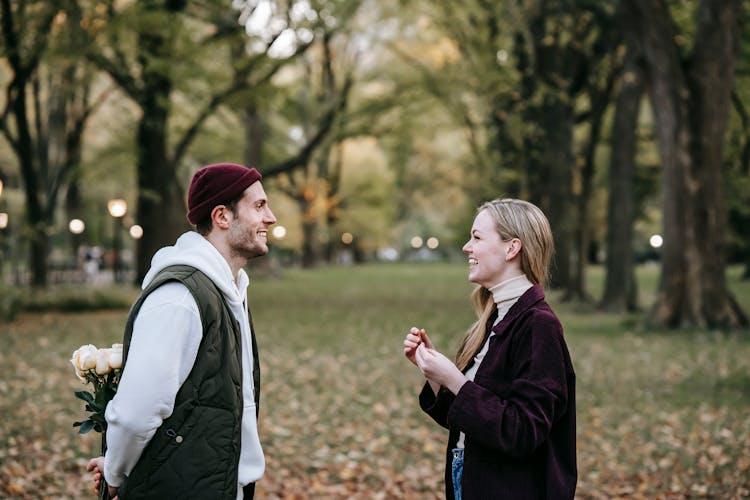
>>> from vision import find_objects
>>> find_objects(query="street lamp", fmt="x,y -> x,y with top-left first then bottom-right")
129,224 -> 143,240
649,234 -> 663,249
0,212 -> 8,284
69,219 -> 85,234
107,199 -> 127,283
68,219 -> 85,268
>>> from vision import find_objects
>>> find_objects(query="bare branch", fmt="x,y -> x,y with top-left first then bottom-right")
262,77 -> 354,178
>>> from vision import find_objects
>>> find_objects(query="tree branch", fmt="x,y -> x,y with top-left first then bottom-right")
86,51 -> 141,101
170,80 -> 247,166
261,77 -> 353,178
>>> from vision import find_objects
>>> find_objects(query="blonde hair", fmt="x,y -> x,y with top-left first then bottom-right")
455,198 -> 554,370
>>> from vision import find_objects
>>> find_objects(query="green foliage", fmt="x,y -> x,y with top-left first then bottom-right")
24,286 -> 137,313
0,286 -> 138,322
334,138 -> 396,251
0,286 -> 24,322
72,369 -> 119,435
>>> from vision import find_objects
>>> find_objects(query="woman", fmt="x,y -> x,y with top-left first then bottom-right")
403,198 -> 576,500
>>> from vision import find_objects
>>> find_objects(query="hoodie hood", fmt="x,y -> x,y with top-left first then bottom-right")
142,231 -> 248,305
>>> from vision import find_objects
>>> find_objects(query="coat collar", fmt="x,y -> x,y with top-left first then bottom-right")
490,284 -> 546,335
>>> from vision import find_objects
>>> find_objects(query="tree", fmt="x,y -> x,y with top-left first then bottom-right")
404,1 -> 622,294
601,51 -> 644,312
0,0 -> 105,286
726,8 -> 750,279
83,0 -> 317,282
623,0 -> 748,328
567,6 -> 622,301
514,2 -> 623,294
269,27 -> 356,267
251,0 -> 416,266
728,90 -> 750,279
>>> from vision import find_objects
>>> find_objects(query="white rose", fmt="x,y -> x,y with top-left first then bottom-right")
95,348 -> 113,375
109,344 -> 123,370
71,365 -> 86,382
71,344 -> 98,380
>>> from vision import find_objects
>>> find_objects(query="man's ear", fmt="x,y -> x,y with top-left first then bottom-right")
210,205 -> 232,229
506,238 -> 522,261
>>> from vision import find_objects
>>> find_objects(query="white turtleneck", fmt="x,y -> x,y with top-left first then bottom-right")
456,274 -> 534,449
488,274 -> 535,321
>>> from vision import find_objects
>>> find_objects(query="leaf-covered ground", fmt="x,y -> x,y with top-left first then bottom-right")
1,263 -> 749,498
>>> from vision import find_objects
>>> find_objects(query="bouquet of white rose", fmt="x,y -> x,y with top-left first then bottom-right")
71,343 -> 123,434
71,343 -> 122,500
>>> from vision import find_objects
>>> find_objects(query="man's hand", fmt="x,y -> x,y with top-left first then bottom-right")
86,457 -> 119,499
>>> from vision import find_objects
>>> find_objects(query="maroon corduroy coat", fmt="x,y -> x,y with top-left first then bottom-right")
420,285 -> 577,500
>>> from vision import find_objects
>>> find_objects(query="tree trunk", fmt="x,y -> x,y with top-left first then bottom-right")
570,72 -> 617,302
1,0 -> 45,287
527,98 -> 575,289
134,90 -> 187,284
729,92 -> 750,280
244,104 -> 264,169
9,67 -> 48,287
626,0 -> 748,328
296,176 -> 321,268
323,143 -> 343,264
300,216 -> 320,268
133,20 -> 188,284
601,56 -> 643,312
515,8 -> 594,292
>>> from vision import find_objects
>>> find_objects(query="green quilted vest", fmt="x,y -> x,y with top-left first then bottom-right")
116,265 -> 260,499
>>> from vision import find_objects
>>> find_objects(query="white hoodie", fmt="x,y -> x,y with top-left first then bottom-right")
104,231 -> 265,499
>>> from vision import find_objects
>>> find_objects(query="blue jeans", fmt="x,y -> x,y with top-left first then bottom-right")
451,448 -> 464,500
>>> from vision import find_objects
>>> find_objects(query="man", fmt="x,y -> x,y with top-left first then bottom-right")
88,163 -> 276,499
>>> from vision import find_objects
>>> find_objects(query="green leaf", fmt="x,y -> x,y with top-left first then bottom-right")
85,403 -> 103,413
78,420 -> 95,434
90,413 -> 106,423
75,391 -> 95,404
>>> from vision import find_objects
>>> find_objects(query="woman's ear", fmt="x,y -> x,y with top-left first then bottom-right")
505,238 -> 522,261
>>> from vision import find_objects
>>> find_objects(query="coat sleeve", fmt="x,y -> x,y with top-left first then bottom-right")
446,312 -> 571,458
419,381 -> 454,429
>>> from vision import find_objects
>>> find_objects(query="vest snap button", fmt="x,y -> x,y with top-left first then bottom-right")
175,435 -> 183,443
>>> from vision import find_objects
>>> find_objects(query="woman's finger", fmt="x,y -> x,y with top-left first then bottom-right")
414,343 -> 426,366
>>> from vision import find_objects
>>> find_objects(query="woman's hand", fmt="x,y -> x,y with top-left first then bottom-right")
86,457 -> 119,499
403,327 -> 434,366
414,344 -> 467,395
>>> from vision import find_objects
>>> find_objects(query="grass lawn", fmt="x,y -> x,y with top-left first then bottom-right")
0,262 -> 749,498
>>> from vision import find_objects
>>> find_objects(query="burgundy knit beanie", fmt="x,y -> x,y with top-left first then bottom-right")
186,163 -> 262,225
